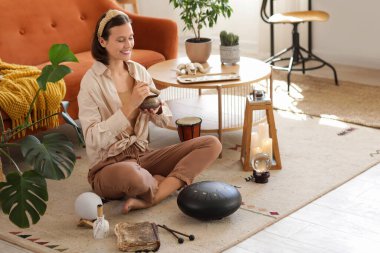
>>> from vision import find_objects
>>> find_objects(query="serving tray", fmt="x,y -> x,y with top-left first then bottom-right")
177,72 -> 240,84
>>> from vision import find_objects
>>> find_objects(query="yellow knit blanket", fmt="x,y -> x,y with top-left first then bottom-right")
0,60 -> 66,134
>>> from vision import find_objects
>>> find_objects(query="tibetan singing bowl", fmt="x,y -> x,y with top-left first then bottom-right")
139,85 -> 161,110
140,95 -> 161,110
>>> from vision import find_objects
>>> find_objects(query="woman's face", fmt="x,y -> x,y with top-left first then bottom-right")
99,23 -> 134,62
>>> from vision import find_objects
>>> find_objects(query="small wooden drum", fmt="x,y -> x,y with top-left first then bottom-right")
175,117 -> 202,142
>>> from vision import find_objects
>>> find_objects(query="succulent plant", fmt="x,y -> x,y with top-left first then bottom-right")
220,30 -> 239,46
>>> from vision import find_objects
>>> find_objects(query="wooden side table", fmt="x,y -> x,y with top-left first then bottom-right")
241,95 -> 282,171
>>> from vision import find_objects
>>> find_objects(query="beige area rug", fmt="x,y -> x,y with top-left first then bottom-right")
270,71 -> 380,129
1,113 -> 380,253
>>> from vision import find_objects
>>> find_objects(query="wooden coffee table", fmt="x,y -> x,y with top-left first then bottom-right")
148,55 -> 272,146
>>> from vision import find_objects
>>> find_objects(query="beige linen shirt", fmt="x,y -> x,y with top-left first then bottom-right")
78,60 -> 172,171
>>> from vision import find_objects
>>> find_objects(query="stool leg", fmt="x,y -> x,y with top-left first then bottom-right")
299,46 -> 339,85
269,68 -> 273,101
241,101 -> 249,161
265,46 -> 293,64
217,86 -> 223,158
266,104 -> 282,170
298,51 -> 306,74
241,102 -> 253,171
287,56 -> 294,92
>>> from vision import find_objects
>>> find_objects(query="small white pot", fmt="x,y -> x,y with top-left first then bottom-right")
220,45 -> 240,64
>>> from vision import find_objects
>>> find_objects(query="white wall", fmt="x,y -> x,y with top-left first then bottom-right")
313,0 -> 380,68
138,0 -> 380,69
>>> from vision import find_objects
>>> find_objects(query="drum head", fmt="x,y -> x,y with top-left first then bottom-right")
175,117 -> 202,126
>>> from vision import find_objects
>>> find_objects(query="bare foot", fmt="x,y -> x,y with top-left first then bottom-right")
153,175 -> 165,185
123,198 -> 152,214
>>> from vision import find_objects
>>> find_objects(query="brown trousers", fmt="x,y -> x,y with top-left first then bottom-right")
90,136 -> 222,202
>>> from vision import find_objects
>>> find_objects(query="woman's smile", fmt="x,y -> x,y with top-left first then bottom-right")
120,50 -> 131,56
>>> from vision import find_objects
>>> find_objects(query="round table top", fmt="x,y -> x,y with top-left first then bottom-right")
147,55 -> 271,89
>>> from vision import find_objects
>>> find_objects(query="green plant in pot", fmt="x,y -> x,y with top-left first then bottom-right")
169,0 -> 233,63
0,44 -> 79,228
220,30 -> 240,64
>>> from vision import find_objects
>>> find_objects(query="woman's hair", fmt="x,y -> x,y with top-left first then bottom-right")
92,10 -> 131,65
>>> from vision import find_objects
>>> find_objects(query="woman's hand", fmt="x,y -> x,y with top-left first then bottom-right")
130,81 -> 150,108
121,81 -> 150,117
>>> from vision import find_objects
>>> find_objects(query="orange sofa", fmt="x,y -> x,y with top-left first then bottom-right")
0,0 -> 178,131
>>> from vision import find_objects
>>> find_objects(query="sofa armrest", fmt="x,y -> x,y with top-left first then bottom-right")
127,13 -> 178,60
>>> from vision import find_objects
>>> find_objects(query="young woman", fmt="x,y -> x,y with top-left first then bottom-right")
78,9 -> 222,213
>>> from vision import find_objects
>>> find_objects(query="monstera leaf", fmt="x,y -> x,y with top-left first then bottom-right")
49,44 -> 78,65
37,65 -> 72,91
20,133 -> 76,180
0,171 -> 48,228
36,44 -> 78,90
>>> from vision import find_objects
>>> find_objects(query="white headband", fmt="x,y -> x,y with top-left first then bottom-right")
97,9 -> 129,38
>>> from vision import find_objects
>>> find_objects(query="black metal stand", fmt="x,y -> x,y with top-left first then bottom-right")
269,0 -> 274,57
265,23 -> 339,92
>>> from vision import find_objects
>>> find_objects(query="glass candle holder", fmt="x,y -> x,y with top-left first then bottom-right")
252,153 -> 271,183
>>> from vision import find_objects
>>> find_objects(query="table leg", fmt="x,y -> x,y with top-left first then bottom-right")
217,86 -> 223,158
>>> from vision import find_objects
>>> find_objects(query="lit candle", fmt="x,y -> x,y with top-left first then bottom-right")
252,146 -> 263,156
250,132 -> 259,153
262,138 -> 273,162
258,123 -> 269,146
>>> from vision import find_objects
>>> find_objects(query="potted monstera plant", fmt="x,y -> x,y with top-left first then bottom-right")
0,44 -> 79,228
170,0 -> 233,63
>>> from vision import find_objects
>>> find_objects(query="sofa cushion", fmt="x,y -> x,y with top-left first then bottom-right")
131,50 -> 166,69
